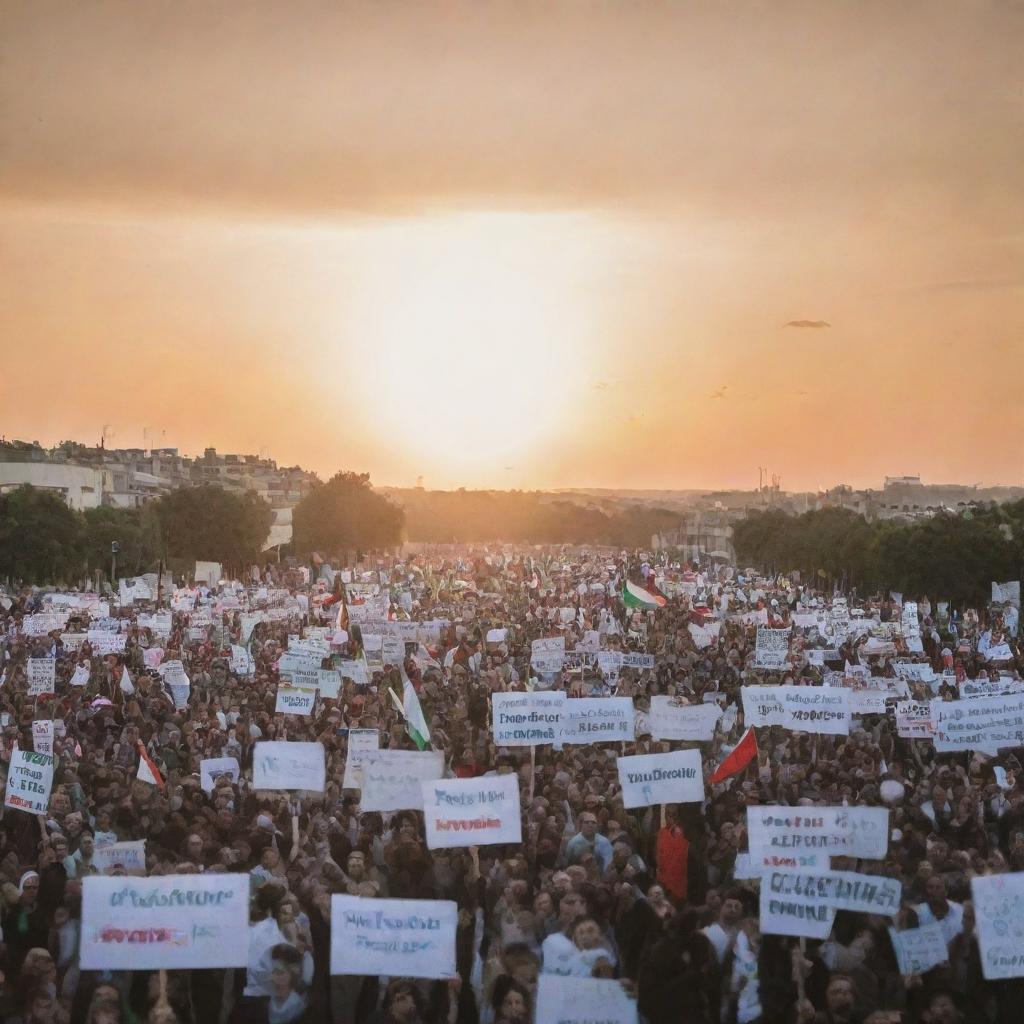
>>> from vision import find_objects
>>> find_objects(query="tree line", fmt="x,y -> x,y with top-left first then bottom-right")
732,503 -> 1024,608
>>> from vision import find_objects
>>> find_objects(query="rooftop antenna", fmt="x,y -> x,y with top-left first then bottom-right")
101,424 -> 115,450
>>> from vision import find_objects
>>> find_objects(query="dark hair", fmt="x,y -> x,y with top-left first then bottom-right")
491,976 -> 530,1014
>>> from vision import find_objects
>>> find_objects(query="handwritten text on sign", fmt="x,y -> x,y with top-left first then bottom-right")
422,774 -> 522,849
5,749 -> 55,814
617,749 -> 705,808
329,895 -> 457,979
492,691 -> 566,746
359,750 -> 445,812
275,686 -> 316,716
649,698 -> 721,742
558,697 -> 634,744
746,806 -> 889,870
253,741 -> 326,792
971,873 -> 1024,979
80,874 -> 249,970
930,695 -> 1024,754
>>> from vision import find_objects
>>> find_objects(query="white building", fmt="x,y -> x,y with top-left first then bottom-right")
0,462 -> 104,510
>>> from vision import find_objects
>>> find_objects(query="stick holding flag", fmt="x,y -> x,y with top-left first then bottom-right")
709,726 -> 758,786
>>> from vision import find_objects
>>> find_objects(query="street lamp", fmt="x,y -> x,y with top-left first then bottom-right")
111,540 -> 120,583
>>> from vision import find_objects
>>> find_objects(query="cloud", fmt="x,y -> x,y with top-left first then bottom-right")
785,320 -> 831,329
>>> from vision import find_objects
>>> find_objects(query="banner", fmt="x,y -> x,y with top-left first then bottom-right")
421,774 -> 522,849
492,691 -> 566,746
888,924 -> 949,976
342,728 -> 380,790
649,698 -> 721,742
558,697 -> 634,744
275,685 -> 316,716
199,757 -> 241,793
93,840 -> 147,876
747,806 -> 889,870
617,750 -> 704,808
27,658 -> 56,696
536,976 -> 638,1024
329,895 -> 457,979
930,694 -> 1024,754
80,873 -> 249,970
741,686 -> 786,727
253,741 -> 326,792
5,749 -> 55,813
359,750 -> 445,812
971,873 -> 1024,979
755,626 -> 791,669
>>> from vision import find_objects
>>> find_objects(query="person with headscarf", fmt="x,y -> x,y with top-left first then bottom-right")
1,873 -> 50,977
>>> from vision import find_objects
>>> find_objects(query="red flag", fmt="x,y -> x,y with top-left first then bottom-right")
709,726 -> 758,785
136,740 -> 165,792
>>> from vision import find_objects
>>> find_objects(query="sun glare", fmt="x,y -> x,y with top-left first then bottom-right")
346,213 -> 596,483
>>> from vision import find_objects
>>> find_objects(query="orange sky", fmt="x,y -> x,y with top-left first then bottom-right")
1,1 -> 1022,492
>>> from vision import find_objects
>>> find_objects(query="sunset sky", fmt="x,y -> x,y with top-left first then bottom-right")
2,2 -> 1021,492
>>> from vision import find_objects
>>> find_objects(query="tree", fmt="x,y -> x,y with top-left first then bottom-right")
0,485 -> 84,583
293,472 -> 404,555
82,505 -> 161,578
154,485 -> 273,570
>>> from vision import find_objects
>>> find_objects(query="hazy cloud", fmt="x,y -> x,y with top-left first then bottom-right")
785,320 -> 831,329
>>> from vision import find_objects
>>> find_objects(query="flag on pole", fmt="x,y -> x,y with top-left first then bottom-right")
120,666 -> 135,695
622,580 -> 667,610
388,668 -> 432,751
709,727 -> 758,785
136,741 -> 165,791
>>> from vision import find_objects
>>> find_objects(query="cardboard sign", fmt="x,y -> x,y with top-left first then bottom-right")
536,976 -> 638,1024
199,757 -> 241,793
275,685 -> 316,716
617,749 -> 704,808
359,750 -> 445,812
747,806 -> 889,870
27,658 -> 56,696
93,840 -> 147,876
253,741 -> 326,792
341,729 -> 380,790
754,626 -> 791,669
80,873 -> 249,970
895,700 -> 933,739
317,669 -> 343,699
32,720 -> 54,756
888,924 -> 949,976
763,869 -> 901,915
492,691 -> 566,746
329,896 -> 457,979
971,873 -> 1024,979
558,697 -> 634,744
930,694 -> 1024,754
5,749 -> 55,813
421,774 -> 522,849
759,881 -> 836,938
649,698 -> 721,742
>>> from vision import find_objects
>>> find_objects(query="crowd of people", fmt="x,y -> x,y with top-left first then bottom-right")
1,547 -> 1023,1024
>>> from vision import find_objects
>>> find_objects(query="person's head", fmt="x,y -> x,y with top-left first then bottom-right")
578,812 -> 599,840
570,914 -> 603,950
50,834 -> 69,859
491,976 -> 530,1022
347,850 -> 366,880
532,890 -> 554,918
269,943 -> 303,996
720,888 -> 745,926
185,833 -> 204,861
557,890 -> 587,925
501,943 -> 540,991
19,871 -> 40,904
825,975 -> 857,1021
79,832 -> 96,858
925,874 -> 948,907
382,980 -> 423,1023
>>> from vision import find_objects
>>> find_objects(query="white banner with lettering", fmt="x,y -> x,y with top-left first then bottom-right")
421,774 -> 522,849
617,750 -> 704,808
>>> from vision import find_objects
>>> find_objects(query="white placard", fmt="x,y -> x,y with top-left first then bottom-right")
617,749 -> 704,808
492,691 -> 566,746
421,774 -> 522,849
253,741 -> 325,792
229,645 -> 253,676
971,873 -> 1024,979
92,840 -> 147,875
742,686 -> 786,727
992,581 -> 1021,607
27,658 -> 56,696
930,694 -> 1024,753
5,749 -> 55,813
747,806 -> 889,870
70,664 -> 91,687
755,626 -> 791,669
895,700 -> 933,739
342,729 -> 380,790
32,720 -> 54,756
558,697 -> 634,744
888,924 -> 949,976
199,757 -> 241,793
275,685 -> 316,716
763,868 -> 901,915
649,698 -> 721,742
359,750 -> 445,812
80,873 -> 249,970
317,669 -> 343,699
329,896 -> 457,979
536,975 -> 638,1024
759,881 -> 836,938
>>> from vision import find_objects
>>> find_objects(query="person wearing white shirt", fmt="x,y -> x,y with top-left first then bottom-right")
915,875 -> 964,947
